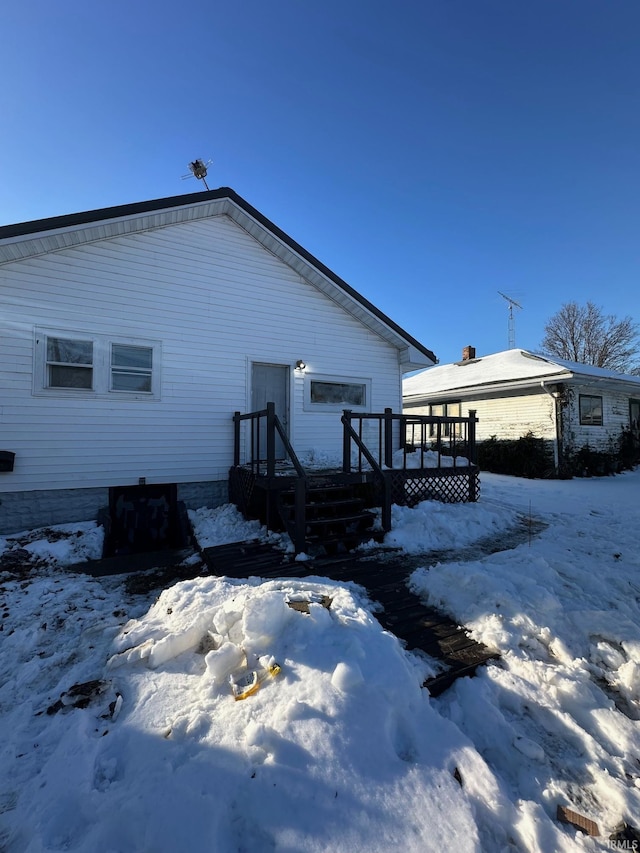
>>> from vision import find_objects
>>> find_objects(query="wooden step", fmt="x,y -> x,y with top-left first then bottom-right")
305,511 -> 375,529
275,477 -> 377,553
279,498 -> 366,519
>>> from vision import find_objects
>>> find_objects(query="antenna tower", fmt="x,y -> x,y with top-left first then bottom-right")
497,291 -> 523,349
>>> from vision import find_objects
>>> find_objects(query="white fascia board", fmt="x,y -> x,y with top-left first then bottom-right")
403,373 -> 574,405
567,374 -> 640,395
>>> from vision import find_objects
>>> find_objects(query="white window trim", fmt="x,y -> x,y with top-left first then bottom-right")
303,373 -> 371,412
33,328 -> 162,400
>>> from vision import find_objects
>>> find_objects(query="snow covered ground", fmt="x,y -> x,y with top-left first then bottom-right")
1,471 -> 639,851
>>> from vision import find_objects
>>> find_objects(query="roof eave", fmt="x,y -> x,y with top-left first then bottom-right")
0,188 -> 437,366
403,373 -> 573,403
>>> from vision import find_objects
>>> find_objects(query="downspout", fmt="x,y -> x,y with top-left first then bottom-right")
540,380 -> 560,472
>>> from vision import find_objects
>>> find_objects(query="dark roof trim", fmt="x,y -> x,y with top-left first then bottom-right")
0,188 -> 436,364
0,189 -> 229,239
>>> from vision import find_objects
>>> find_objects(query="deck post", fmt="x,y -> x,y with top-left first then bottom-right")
468,410 -> 477,464
384,407 -> 393,468
342,410 -> 352,473
468,409 -> 478,501
233,412 -> 241,466
266,402 -> 276,478
381,475 -> 392,532
293,478 -> 306,554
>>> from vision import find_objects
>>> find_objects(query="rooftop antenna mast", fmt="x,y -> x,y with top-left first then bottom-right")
182,158 -> 212,191
497,291 -> 523,349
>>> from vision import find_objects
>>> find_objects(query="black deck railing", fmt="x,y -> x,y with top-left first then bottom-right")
233,402 -> 306,478
232,404 -> 479,550
341,409 -> 479,523
233,402 -> 308,551
341,408 -> 478,471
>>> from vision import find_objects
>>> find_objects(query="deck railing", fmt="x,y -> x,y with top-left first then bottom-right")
342,409 -> 479,510
232,404 -> 480,548
233,402 -> 307,551
233,401 -> 306,478
341,408 -> 478,471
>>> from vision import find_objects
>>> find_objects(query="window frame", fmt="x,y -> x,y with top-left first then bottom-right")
34,328 -> 161,400
579,394 -> 603,426
428,401 -> 461,437
45,335 -> 95,391
303,374 -> 371,412
110,342 -> 154,394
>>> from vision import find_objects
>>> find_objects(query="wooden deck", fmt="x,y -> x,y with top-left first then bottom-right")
200,540 -> 499,696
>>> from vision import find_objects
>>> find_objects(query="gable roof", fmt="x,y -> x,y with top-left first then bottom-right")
403,348 -> 640,401
0,188 -> 436,371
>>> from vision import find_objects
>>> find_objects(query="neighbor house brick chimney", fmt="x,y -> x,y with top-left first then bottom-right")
462,345 -> 476,361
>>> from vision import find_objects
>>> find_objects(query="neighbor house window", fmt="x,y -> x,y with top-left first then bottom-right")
111,344 -> 153,392
46,337 -> 94,389
429,402 -> 461,437
579,394 -> 603,426
35,328 -> 160,399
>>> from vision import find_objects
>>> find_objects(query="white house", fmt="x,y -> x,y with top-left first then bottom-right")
403,347 -> 640,472
0,188 -> 436,537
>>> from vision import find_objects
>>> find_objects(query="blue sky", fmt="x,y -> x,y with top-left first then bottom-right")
2,0 -> 638,365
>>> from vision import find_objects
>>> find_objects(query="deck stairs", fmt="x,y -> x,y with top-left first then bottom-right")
274,478 -> 379,554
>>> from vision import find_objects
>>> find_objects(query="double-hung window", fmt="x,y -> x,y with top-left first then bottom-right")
35,328 -> 160,399
111,344 -> 153,392
46,336 -> 94,389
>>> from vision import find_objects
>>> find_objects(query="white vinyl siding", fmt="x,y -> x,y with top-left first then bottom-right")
0,215 -> 401,493
404,383 -> 639,458
404,390 -> 556,443
565,384 -> 633,452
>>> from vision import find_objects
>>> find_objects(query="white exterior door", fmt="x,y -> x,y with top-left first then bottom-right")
251,363 -> 289,459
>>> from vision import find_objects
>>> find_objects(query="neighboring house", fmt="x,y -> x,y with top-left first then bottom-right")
0,188 -> 437,537
403,346 -> 640,472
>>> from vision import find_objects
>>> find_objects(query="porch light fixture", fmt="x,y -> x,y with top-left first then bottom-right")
295,360 -> 306,371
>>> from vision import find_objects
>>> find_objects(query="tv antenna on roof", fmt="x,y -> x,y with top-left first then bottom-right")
497,291 -> 523,349
181,158 -> 212,191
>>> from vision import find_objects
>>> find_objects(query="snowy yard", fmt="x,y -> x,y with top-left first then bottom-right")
1,471 -> 639,851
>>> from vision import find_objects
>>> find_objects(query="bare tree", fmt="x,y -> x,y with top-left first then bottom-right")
541,301 -> 640,373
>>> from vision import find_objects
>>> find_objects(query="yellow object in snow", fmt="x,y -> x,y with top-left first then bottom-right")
230,659 -> 281,700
